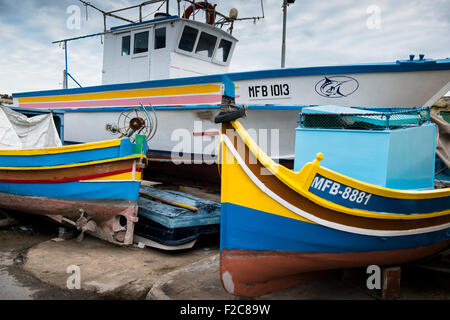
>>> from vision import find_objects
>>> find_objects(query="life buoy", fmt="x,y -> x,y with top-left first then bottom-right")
182,2 -> 216,25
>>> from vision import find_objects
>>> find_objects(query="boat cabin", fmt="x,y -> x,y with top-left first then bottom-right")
102,15 -> 238,84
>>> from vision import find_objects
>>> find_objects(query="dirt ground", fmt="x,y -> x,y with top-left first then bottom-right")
0,215 -> 449,300
0,222 -> 107,299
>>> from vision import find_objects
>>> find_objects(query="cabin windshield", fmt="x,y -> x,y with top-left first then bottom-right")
216,39 -> 232,62
134,31 -> 149,54
178,24 -> 233,63
195,32 -> 217,57
178,26 -> 198,52
121,35 -> 131,56
154,27 -> 166,49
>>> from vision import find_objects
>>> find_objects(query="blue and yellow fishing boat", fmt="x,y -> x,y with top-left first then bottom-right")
0,106 -> 223,248
0,128 -> 147,245
217,107 -> 450,297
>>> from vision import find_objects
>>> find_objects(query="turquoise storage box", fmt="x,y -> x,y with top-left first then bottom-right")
294,106 -> 436,190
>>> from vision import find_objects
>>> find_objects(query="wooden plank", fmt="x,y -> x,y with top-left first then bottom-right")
140,180 -> 162,187
139,191 -> 198,212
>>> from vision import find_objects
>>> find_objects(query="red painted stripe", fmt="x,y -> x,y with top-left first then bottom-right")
0,168 -> 141,184
193,130 -> 220,136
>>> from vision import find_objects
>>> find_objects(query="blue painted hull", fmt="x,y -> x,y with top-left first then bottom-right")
0,180 -> 141,201
220,203 -> 450,254
0,140 -> 135,167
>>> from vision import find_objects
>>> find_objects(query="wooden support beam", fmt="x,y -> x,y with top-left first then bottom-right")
381,266 -> 401,299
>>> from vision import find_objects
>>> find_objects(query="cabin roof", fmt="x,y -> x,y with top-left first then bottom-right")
110,15 -> 179,31
109,15 -> 237,41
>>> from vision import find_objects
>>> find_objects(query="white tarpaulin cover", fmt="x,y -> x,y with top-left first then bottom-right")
431,113 -> 450,169
0,106 -> 62,149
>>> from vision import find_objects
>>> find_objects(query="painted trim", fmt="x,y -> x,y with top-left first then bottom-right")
57,105 -> 221,112
17,84 -> 221,103
18,94 -> 223,109
0,154 -> 146,171
0,139 -> 121,156
110,15 -> 179,31
0,168 -> 138,183
41,105 -> 308,113
23,105 -> 309,113
13,59 -> 450,98
231,120 -> 449,201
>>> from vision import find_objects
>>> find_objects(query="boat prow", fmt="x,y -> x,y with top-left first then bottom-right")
219,119 -> 450,297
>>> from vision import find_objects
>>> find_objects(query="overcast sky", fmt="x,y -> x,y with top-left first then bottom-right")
0,0 -> 449,95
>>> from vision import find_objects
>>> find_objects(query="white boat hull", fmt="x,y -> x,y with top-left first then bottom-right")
13,59 -> 450,163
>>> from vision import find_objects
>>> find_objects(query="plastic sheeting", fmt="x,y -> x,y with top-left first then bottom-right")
431,113 -> 450,169
0,106 -> 62,150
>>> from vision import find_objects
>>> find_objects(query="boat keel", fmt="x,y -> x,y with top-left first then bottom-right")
0,192 -> 138,245
220,241 -> 450,297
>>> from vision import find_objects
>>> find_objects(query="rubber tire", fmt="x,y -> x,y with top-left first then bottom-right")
214,108 -> 246,123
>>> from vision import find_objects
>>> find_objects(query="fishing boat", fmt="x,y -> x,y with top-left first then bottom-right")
0,106 -> 147,245
0,105 -> 222,249
217,105 -> 450,297
10,1 -> 450,182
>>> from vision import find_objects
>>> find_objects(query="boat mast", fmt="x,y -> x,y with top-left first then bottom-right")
281,0 -> 295,68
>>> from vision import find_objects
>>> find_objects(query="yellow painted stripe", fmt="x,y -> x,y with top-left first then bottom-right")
18,84 -> 222,103
140,191 -> 199,211
0,154 -> 146,171
220,141 -> 313,223
230,120 -> 450,220
0,139 -> 122,156
88,171 -> 142,181
314,165 -> 450,199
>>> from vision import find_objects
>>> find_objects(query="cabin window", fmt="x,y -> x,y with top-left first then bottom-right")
154,27 -> 166,49
178,26 -> 198,52
134,31 -> 149,54
216,39 -> 232,62
195,32 -> 217,58
121,35 -> 130,56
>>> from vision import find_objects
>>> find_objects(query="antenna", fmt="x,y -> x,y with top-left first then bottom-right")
281,0 -> 295,68
182,0 -> 265,35
77,0 -> 168,31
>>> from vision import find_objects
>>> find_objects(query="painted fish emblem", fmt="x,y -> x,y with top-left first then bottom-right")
315,76 -> 359,98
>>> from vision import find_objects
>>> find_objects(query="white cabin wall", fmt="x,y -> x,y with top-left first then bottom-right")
149,21 -> 179,80
102,33 -> 119,84
129,27 -> 152,83
150,51 -> 171,80
169,52 -> 229,78
102,31 -> 133,84
101,18 -> 237,84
